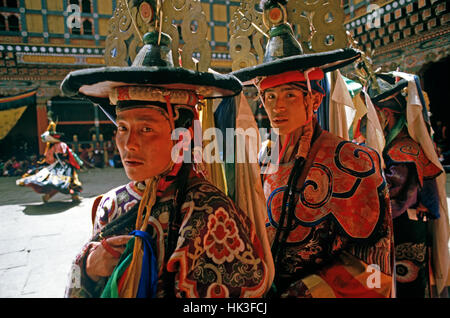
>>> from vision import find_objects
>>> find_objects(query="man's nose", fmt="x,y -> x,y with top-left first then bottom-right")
124,130 -> 139,152
273,98 -> 287,113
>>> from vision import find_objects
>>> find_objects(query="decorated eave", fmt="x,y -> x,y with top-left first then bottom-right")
0,43 -> 106,84
2,44 -> 105,64
101,0 -> 234,72
344,0 -> 449,72
0,43 -> 232,81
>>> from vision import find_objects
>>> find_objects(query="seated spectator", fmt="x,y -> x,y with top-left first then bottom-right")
105,140 -> 115,167
79,143 -> 94,168
3,158 -> 15,176
92,142 -> 105,168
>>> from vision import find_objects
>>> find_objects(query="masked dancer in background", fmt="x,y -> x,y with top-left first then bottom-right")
16,114 -> 83,203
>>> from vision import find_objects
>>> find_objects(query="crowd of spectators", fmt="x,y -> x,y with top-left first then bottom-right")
1,154 -> 41,177
1,139 -> 123,178
76,140 -> 122,169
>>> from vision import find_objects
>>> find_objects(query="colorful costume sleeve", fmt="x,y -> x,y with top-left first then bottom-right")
45,142 -> 70,164
166,182 -> 269,298
65,184 -> 139,298
385,163 -> 420,219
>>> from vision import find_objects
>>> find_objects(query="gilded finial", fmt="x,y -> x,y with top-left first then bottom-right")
346,31 -> 380,94
261,0 -> 288,29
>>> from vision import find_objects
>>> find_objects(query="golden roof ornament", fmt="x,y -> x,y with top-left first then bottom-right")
104,0 -> 211,71
346,31 -> 381,94
230,0 -> 348,71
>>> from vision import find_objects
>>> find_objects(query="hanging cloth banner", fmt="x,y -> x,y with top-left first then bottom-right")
0,89 -> 38,140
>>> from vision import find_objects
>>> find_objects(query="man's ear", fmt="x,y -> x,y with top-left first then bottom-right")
304,91 -> 324,112
311,92 -> 324,111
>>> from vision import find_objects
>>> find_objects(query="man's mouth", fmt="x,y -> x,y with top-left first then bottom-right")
124,158 -> 144,167
272,117 -> 288,125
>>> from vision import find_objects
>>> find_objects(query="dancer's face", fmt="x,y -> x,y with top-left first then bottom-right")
263,84 -> 323,135
375,106 -> 396,135
115,107 -> 173,181
374,95 -> 403,136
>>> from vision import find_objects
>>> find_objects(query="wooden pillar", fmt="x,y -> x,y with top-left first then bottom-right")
35,98 -> 48,155
35,85 -> 60,155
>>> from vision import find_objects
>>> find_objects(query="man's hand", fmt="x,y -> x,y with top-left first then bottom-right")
86,235 -> 132,282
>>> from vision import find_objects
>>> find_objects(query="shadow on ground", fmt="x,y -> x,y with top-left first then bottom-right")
20,200 -> 81,216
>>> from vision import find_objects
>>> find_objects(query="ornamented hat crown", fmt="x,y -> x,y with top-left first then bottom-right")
231,0 -> 361,85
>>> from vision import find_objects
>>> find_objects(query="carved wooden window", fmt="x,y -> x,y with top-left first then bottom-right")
83,19 -> 93,35
6,0 -> 18,8
8,14 -> 19,32
0,15 -> 5,31
82,0 -> 92,14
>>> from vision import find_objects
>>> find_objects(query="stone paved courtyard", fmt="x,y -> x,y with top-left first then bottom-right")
0,168 -> 449,297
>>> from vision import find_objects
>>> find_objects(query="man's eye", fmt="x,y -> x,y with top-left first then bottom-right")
117,125 -> 127,131
266,94 -> 276,100
142,127 -> 153,132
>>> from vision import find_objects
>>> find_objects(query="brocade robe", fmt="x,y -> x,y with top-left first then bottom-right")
65,166 -> 269,298
261,124 -> 394,298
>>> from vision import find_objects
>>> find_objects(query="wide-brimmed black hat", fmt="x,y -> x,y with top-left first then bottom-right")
61,31 -> 242,106
366,72 -> 408,104
230,0 -> 361,85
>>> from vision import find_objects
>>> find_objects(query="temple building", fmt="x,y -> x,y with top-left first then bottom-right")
0,0 -> 449,159
0,0 -> 115,158
0,0 -> 238,158
343,0 -> 449,153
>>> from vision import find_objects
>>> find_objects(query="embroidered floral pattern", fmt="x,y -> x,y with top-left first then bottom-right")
204,208 -> 245,264
98,197 -> 113,227
116,190 -> 130,206
395,242 -> 426,263
66,175 -> 268,298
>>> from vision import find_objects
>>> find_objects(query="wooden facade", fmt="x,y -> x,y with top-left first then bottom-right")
0,0 -> 449,157
343,0 -> 449,73
0,0 -> 240,156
